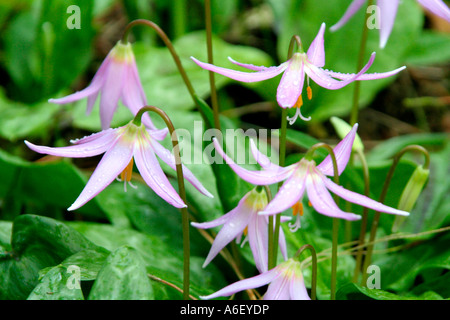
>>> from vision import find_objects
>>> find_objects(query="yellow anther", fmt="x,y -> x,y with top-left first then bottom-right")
307,86 -> 312,100
120,158 -> 134,182
308,200 -> 312,207
243,227 -> 248,236
294,94 -> 303,109
291,201 -> 304,216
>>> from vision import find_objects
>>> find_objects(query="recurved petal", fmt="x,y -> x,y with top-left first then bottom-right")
324,65 -> 406,81
200,267 -> 279,300
417,0 -> 450,22
263,275 -> 290,300
248,214 -> 269,273
307,23 -> 326,68
228,57 -> 272,71
250,138 -> 283,172
306,172 -> 361,220
191,56 -> 287,83
323,176 -> 409,216
213,138 -> 294,185
330,0 -> 366,31
277,55 -> 305,108
378,0 -> 400,48
151,138 -> 213,198
134,135 -> 186,208
25,128 -> 118,158
305,52 -> 376,90
316,123 -> 358,176
68,138 -> 134,211
289,272 -> 311,300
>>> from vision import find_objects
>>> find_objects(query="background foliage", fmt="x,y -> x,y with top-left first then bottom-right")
0,0 -> 449,300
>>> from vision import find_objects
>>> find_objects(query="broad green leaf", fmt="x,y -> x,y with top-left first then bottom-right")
0,214 -> 100,299
89,246 -> 154,300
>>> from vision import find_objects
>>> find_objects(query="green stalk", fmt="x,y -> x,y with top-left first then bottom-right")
361,145 -> 430,286
172,0 -> 187,39
352,147 -> 371,283
204,0 -> 221,131
350,0 -> 374,126
133,106 -> 191,300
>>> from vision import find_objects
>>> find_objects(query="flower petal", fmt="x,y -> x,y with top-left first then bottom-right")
307,23 -> 326,68
316,123 -> 358,176
68,137 -> 134,211
305,52 -> 376,90
276,55 -> 305,108
289,273 -> 311,300
330,0 -> 366,31
248,214 -> 269,273
250,138 -> 283,172
191,56 -> 287,83
306,172 -> 361,220
151,138 -> 213,198
259,168 -> 308,215
378,0 -> 400,48
325,65 -> 406,81
134,134 -> 186,208
200,268 -> 279,300
228,56 -> 272,71
24,128 -> 118,158
417,0 -> 450,22
213,138 -> 294,185
263,274 -> 290,300
323,176 -> 409,216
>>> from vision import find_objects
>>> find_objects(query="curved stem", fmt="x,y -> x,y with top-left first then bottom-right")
353,147 -> 370,283
134,106 -> 191,300
295,244 -> 317,300
361,145 -> 430,285
350,0 -> 373,126
204,0 -> 221,131
122,19 -> 197,107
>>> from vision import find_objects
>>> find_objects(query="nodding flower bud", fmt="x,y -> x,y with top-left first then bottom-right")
392,165 -> 429,232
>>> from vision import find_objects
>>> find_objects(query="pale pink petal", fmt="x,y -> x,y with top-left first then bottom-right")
191,56 -> 287,83
417,0 -> 450,21
305,52 -> 376,90
259,168 -> 308,215
325,65 -> 406,81
68,138 -> 134,211
307,23 -> 326,68
322,176 -> 409,216
289,273 -> 311,300
99,61 -> 127,129
24,129 -> 118,158
228,57 -> 272,71
146,128 -> 169,141
306,173 -> 361,220
200,268 -> 279,300
249,138 -> 284,172
213,138 -> 294,185
330,0 -> 366,31
134,135 -> 186,208
151,138 -> 213,198
378,0 -> 400,48
48,57 -> 110,106
276,55 -> 305,108
316,123 -> 358,176
263,275 -> 290,300
248,214 -> 269,273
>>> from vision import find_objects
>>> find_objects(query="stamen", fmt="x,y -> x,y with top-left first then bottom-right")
288,215 -> 301,232
307,85 -> 312,100
286,93 -> 311,125
119,158 -> 136,192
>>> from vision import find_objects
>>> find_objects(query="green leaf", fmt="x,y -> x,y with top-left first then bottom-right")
89,246 -> 154,300
0,214 -> 100,299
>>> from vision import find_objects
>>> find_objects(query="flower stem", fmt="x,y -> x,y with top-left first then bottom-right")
134,106 -> 191,300
295,244 -> 317,300
350,0 -> 373,126
204,0 -> 221,131
171,0 -> 187,39
352,147 -> 370,283
361,145 -> 430,286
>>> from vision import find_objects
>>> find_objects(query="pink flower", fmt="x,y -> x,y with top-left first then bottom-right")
24,121 -> 213,211
191,23 -> 405,123
201,258 -> 311,300
192,187 -> 290,273
213,124 -> 409,221
49,41 -> 161,133
331,0 -> 450,48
